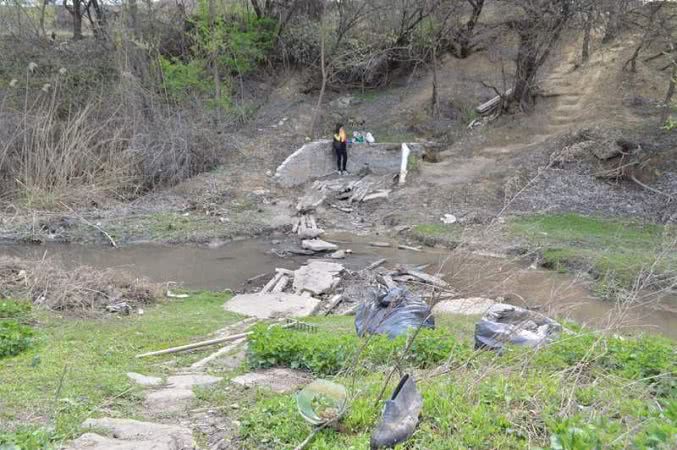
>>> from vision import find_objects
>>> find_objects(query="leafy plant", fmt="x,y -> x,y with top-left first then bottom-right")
247,325 -> 471,376
0,320 -> 34,358
0,299 -> 32,320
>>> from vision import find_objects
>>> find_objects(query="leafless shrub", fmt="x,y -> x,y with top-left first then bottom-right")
0,256 -> 161,315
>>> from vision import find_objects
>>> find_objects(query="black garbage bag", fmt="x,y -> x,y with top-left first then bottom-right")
355,287 -> 434,339
474,303 -> 561,351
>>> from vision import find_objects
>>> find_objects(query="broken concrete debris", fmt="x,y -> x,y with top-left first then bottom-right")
224,292 -> 321,319
293,261 -> 344,296
302,239 -> 338,252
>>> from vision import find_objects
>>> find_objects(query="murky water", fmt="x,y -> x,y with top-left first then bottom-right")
2,235 -> 675,338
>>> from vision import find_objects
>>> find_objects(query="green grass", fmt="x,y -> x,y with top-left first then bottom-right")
511,214 -> 676,291
0,292 -> 239,447
409,223 -> 463,248
236,316 -> 677,449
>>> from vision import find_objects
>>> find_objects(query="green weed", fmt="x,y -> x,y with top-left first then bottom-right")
409,223 -> 462,248
511,214 -> 675,291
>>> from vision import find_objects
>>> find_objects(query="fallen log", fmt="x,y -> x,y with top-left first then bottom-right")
369,242 -> 391,248
403,270 -> 449,288
365,258 -> 386,271
397,244 -> 422,252
272,275 -> 289,293
190,338 -> 247,370
136,331 -> 253,358
476,88 -> 513,115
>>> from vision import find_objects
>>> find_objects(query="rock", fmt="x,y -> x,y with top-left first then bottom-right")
293,261 -> 344,296
330,250 -> 346,259
296,190 -> 327,213
432,298 -> 497,316
144,388 -> 194,413
65,418 -> 192,450
224,293 -> 321,319
363,190 -> 391,202
166,374 -> 222,389
301,239 -> 338,252
127,372 -> 162,387
231,368 -> 310,394
441,214 -> 457,224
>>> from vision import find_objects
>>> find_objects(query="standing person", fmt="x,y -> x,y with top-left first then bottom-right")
333,124 -> 348,175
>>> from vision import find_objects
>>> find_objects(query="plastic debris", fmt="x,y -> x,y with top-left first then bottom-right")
355,287 -> 435,339
296,379 -> 348,426
474,303 -> 561,351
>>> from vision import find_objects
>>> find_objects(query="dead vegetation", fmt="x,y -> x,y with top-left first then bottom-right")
0,256 -> 160,314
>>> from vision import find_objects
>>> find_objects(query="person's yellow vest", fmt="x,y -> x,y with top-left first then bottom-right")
334,129 -> 347,143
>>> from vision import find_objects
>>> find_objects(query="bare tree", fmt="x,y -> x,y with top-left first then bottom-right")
64,0 -> 84,39
452,0 -> 486,58
503,0 -> 572,111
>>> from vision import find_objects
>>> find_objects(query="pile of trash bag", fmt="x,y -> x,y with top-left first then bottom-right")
474,303 -> 561,351
355,287 -> 434,339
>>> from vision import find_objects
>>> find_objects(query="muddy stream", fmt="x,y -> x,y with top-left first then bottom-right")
2,234 -> 676,339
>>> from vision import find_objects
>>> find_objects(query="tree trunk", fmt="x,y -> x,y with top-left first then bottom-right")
455,0 -> 484,58
661,61 -> 676,124
65,0 -> 83,40
431,44 -> 440,118
582,13 -> 592,63
208,0 -> 221,103
39,0 -> 47,38
128,0 -> 138,37
511,33 -> 538,110
310,11 -> 327,138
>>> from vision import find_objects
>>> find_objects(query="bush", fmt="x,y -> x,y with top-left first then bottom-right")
0,320 -> 33,358
247,324 -> 472,376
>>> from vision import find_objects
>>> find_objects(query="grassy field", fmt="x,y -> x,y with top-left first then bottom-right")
511,214 -> 676,292
1,293 -> 675,449
0,293 -> 239,448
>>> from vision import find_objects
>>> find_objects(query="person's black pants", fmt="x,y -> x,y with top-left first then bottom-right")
335,147 -> 347,171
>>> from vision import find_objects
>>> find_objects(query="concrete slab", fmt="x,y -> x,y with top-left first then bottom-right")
144,388 -> 194,413
166,374 -> 222,389
127,372 -> 162,387
66,418 -> 192,450
231,368 -> 310,394
432,298 -> 497,316
224,293 -> 321,319
293,261 -> 344,296
302,239 -> 338,252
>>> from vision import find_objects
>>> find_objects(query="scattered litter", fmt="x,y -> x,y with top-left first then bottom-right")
166,290 -> 190,299
106,302 -> 131,315
296,379 -> 348,426
474,303 -> 561,351
371,374 -> 422,449
440,214 -> 457,224
355,287 -> 435,339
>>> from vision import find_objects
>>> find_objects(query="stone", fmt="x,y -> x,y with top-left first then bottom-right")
232,368 -> 310,394
362,190 -> 391,202
127,372 -> 162,387
65,418 -> 192,450
432,298 -> 497,316
296,190 -> 327,213
301,239 -> 338,252
144,388 -> 194,413
330,250 -> 346,259
293,261 -> 344,296
224,293 -> 321,319
166,374 -> 222,389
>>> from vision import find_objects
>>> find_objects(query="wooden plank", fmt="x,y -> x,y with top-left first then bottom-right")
476,88 -> 513,114
323,294 -> 344,315
272,275 -> 289,293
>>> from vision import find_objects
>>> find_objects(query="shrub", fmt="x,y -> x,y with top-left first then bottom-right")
247,324 -> 471,376
0,320 -> 33,358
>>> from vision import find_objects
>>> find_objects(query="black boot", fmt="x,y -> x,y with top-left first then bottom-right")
370,374 -> 422,449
